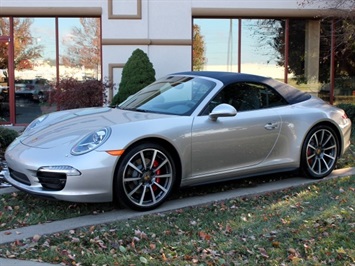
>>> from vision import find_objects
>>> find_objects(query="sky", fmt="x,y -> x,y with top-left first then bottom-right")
31,17 -> 82,61
194,18 -> 285,78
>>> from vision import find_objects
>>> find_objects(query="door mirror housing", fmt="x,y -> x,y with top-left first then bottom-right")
209,103 -> 237,121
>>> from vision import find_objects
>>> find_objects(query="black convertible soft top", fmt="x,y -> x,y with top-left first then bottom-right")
174,71 -> 311,105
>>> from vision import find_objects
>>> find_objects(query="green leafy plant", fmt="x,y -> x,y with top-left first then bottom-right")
111,49 -> 155,106
0,127 -> 18,154
337,103 -> 355,123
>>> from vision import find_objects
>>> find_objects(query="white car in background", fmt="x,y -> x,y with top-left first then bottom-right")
15,78 -> 52,102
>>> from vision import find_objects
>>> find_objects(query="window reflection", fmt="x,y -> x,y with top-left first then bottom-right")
1,16 -> 101,125
241,19 -> 284,79
0,17 -> 10,35
13,18 -> 55,124
0,34 -> 9,122
0,18 -> 10,122
59,18 -> 101,80
193,19 -> 239,72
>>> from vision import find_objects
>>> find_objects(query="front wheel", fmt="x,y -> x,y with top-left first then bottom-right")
114,143 -> 176,211
301,125 -> 339,179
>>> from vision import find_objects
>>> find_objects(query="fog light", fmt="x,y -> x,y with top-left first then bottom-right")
38,166 -> 81,176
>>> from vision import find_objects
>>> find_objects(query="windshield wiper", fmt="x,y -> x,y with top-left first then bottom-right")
120,107 -> 149,113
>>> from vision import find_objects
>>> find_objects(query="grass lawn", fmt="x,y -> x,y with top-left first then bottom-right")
0,175 -> 354,265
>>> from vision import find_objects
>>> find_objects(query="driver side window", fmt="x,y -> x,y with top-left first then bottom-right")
202,82 -> 287,115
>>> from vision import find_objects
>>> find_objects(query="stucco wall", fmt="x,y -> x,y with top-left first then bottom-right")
0,0 -> 328,91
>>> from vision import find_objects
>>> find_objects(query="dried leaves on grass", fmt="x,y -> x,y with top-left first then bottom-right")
0,176 -> 354,265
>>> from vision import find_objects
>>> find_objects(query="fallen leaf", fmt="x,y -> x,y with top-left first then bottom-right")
33,234 -> 41,242
272,241 -> 280,248
258,247 -> 269,258
336,247 -> 347,254
119,245 -> 126,253
162,253 -> 167,261
199,231 -> 211,240
288,248 -> 297,255
140,256 -> 148,264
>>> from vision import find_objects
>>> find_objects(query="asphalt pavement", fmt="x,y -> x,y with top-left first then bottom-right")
0,167 -> 354,266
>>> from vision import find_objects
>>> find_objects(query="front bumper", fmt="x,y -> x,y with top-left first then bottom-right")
4,144 -> 119,203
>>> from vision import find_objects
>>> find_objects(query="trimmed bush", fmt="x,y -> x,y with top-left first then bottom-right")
111,49 -> 155,106
0,127 -> 18,152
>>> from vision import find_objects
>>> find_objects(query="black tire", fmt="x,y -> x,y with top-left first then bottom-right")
37,92 -> 45,103
114,142 -> 176,211
301,125 -> 339,179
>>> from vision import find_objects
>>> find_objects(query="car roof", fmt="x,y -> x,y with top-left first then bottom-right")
173,71 -> 311,104
173,71 -> 267,84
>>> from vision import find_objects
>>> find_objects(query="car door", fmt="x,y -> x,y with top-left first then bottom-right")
190,82 -> 286,179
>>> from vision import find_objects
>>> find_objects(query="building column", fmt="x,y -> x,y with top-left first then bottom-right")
305,20 -> 320,87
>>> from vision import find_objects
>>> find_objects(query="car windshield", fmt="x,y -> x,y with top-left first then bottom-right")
118,75 -> 216,115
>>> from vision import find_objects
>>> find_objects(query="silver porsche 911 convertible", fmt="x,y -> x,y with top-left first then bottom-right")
4,71 -> 352,211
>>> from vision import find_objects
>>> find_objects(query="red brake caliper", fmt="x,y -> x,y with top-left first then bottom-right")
153,161 -> 161,191
307,141 -> 314,165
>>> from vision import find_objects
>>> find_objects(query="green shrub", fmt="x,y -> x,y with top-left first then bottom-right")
337,103 -> 355,139
111,49 -> 155,106
0,127 -> 18,151
337,103 -> 355,123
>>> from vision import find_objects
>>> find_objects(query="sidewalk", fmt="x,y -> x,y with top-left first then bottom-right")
0,167 -> 354,265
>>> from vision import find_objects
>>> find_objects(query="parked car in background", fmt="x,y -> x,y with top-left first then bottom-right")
3,71 -> 352,211
15,78 -> 52,102
0,85 -> 9,102
318,77 -> 355,101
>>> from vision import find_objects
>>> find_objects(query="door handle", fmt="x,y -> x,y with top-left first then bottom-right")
264,122 -> 279,130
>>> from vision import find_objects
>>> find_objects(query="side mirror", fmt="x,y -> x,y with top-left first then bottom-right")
209,103 -> 237,121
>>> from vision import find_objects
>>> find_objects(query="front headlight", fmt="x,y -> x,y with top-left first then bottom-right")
71,127 -> 111,155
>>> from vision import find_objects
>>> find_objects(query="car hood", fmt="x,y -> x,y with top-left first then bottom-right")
19,107 -> 174,149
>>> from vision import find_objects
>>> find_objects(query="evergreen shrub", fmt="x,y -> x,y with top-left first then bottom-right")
111,49 -> 155,106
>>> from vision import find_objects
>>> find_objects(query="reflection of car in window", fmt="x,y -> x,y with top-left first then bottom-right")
15,78 -> 52,102
318,77 -> 355,101
0,85 -> 9,102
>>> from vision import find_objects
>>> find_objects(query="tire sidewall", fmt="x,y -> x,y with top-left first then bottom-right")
301,125 -> 338,179
114,142 -> 176,211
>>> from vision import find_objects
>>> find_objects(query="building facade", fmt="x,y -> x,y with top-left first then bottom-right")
0,0 -> 353,125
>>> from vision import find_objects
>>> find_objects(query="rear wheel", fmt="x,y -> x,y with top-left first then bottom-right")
301,125 -> 338,179
114,143 -> 176,211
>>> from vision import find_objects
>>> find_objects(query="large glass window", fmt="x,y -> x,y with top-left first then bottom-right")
0,16 -> 101,125
319,19 -> 355,104
13,18 -> 56,124
193,19 -> 239,72
0,39 -> 9,122
241,19 -> 285,80
59,18 -> 101,81
193,17 -> 354,104
0,18 -> 10,123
